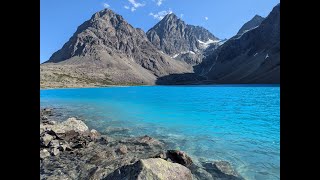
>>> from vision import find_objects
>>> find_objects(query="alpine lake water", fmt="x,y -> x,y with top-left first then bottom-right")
40,85 -> 280,180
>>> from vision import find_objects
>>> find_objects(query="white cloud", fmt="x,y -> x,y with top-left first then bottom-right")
205,17 -> 208,20
180,14 -> 184,18
149,9 -> 173,20
126,0 -> 145,12
156,0 -> 164,6
103,3 -> 110,8
128,0 -> 145,8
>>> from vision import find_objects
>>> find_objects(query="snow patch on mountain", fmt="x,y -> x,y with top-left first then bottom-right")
198,39 -> 220,49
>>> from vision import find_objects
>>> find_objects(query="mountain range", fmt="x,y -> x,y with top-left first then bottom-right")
41,3 -> 280,88
146,13 -> 220,65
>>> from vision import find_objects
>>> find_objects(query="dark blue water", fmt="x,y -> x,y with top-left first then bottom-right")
40,85 -> 280,180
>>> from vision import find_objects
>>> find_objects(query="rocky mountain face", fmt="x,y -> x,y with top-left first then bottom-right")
194,3 -> 280,84
41,4 -> 280,88
41,9 -> 191,88
146,13 -> 220,65
237,15 -> 265,35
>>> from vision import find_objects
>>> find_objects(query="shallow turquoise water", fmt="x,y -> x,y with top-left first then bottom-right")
40,85 -> 280,180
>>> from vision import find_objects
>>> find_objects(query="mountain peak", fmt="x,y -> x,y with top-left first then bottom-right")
42,8 -> 191,86
158,12 -> 182,27
253,15 -> 264,20
47,8 -> 134,62
91,8 -> 116,19
162,13 -> 178,20
146,11 -> 218,65
237,14 -> 265,35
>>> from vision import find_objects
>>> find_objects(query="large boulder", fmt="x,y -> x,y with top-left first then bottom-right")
105,158 -> 193,180
40,134 -> 54,147
42,117 -> 89,135
40,149 -> 51,159
155,150 -> 193,167
116,145 -> 128,155
59,117 -> 89,132
89,129 -> 100,140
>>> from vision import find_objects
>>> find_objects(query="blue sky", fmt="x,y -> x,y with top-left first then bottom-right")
40,0 -> 280,63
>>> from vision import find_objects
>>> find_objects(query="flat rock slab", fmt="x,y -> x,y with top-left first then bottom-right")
105,158 -> 193,180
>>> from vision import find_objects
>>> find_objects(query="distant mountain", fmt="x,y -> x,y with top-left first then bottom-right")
41,9 -> 191,88
195,3 -> 280,84
146,13 -> 220,65
237,15 -> 265,35
41,4 -> 280,88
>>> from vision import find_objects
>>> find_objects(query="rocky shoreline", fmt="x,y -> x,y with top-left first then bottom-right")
40,108 -> 244,180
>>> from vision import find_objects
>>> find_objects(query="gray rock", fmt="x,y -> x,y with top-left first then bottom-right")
44,108 -> 52,114
71,142 -> 86,149
155,150 -> 193,167
90,129 -> 100,140
40,149 -> 51,159
49,140 -> 60,148
60,117 -> 89,132
116,145 -> 128,154
40,111 -> 244,180
105,158 -> 193,180
59,130 -> 80,140
41,117 -> 89,136
40,124 -> 46,134
51,147 -> 60,156
190,165 -> 214,180
58,142 -> 71,152
99,135 -> 113,145
47,120 -> 57,125
40,134 -> 54,147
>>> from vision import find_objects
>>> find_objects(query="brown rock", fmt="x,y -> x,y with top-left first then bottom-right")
116,145 -> 128,154
89,129 -> 100,140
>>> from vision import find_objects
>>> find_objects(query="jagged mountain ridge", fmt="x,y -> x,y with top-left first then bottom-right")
146,13 -> 220,65
41,9 -> 192,88
41,4 -> 280,88
195,3 -> 280,84
156,3 -> 280,85
237,15 -> 265,35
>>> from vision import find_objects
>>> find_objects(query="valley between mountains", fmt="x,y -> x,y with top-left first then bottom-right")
40,3 -> 280,88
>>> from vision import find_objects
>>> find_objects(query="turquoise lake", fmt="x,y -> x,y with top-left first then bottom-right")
40,85 -> 280,180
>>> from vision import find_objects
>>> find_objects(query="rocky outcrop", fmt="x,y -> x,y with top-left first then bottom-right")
236,15 -> 265,35
40,108 -> 243,179
155,150 -> 193,167
40,9 -> 191,88
42,117 -> 89,134
105,158 -> 193,180
195,3 -> 280,84
147,13 -> 220,65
